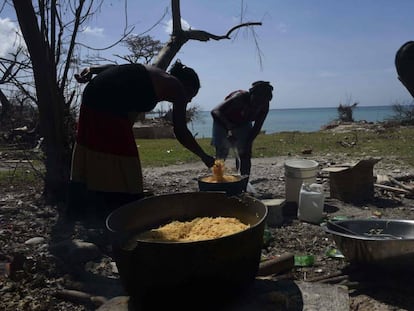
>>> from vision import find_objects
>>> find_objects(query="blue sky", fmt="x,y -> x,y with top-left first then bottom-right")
1,0 -> 414,111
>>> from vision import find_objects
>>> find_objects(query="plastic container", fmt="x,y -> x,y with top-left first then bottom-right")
261,198 -> 284,227
298,183 -> 325,224
284,159 -> 319,204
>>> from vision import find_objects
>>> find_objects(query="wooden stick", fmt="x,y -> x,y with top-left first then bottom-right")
306,271 -> 345,282
318,275 -> 349,284
257,253 -> 294,276
393,174 -> 414,182
389,176 -> 414,192
374,183 -> 410,194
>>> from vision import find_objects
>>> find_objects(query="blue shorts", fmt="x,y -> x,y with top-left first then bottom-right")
211,121 -> 252,159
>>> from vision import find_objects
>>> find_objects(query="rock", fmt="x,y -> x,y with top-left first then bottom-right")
110,261 -> 119,274
50,239 -> 101,263
96,296 -> 131,311
24,237 -> 45,245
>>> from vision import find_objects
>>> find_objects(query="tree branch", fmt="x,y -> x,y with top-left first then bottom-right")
185,22 -> 262,42
171,0 -> 182,35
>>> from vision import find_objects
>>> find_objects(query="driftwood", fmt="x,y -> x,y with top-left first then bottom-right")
389,176 -> 414,192
306,270 -> 346,283
257,253 -> 294,277
392,174 -> 414,182
375,174 -> 414,196
374,183 -> 411,194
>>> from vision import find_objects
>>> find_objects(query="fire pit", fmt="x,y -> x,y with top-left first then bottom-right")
106,192 -> 267,308
322,219 -> 414,269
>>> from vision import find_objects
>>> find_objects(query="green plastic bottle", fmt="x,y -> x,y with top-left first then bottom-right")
294,255 -> 315,267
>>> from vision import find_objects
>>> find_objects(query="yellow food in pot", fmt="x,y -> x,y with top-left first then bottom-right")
136,217 -> 249,242
202,159 -> 240,183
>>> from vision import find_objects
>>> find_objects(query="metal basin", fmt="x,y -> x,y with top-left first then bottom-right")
197,174 -> 249,196
322,219 -> 414,268
106,192 -> 267,308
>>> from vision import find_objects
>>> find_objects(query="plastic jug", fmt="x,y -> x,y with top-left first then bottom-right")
298,183 -> 325,224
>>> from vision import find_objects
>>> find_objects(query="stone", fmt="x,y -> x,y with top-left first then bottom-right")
24,237 -> 46,245
49,239 -> 101,263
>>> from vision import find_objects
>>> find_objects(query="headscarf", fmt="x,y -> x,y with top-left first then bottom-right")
249,81 -> 274,101
249,81 -> 274,94
395,41 -> 414,79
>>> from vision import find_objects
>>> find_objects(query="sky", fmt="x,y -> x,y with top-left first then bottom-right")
1,0 -> 414,111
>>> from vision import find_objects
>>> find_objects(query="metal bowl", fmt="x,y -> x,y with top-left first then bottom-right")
322,219 -> 414,268
197,174 -> 249,196
106,192 -> 267,308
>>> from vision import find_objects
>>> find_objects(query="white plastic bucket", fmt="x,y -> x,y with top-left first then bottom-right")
284,159 -> 319,204
261,198 -> 285,227
298,183 -> 325,224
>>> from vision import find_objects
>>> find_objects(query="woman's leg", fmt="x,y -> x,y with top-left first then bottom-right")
234,123 -> 253,176
239,150 -> 252,176
211,121 -> 230,160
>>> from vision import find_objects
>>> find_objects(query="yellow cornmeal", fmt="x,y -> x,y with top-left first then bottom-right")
201,159 -> 240,183
201,175 -> 240,183
136,217 -> 249,242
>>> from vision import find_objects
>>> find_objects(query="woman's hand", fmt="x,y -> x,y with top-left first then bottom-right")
74,67 -> 92,83
202,155 -> 216,168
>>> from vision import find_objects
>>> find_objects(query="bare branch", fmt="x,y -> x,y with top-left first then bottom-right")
250,26 -> 264,70
75,26 -> 135,51
137,7 -> 169,36
185,22 -> 262,42
226,22 -> 262,37
61,0 -> 88,91
0,0 -> 7,14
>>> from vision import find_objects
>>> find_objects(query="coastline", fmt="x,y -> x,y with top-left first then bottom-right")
188,105 -> 395,138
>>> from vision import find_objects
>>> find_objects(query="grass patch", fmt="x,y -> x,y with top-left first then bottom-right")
137,127 -> 414,167
2,126 -> 414,185
137,138 -> 215,167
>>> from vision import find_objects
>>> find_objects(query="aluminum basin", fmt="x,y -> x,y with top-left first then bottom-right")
322,219 -> 414,268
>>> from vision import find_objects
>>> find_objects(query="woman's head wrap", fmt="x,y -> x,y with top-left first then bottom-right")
169,59 -> 201,96
395,41 -> 414,80
249,81 -> 274,99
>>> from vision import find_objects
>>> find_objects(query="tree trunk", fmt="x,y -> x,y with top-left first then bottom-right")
13,0 -> 70,204
0,89 -> 11,121
154,0 -> 188,70
154,35 -> 188,70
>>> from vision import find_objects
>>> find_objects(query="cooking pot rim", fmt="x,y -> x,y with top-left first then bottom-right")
106,192 -> 267,245
132,219 -> 264,245
197,174 -> 249,183
322,219 -> 414,241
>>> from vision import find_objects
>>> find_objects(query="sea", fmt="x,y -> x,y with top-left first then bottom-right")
186,105 -> 396,139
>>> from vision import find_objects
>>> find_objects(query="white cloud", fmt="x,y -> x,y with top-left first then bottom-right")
82,26 -> 104,37
0,18 -> 24,57
164,18 -> 191,33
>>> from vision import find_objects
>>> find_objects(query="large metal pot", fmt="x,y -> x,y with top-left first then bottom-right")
197,174 -> 249,196
106,192 -> 267,308
322,219 -> 414,269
